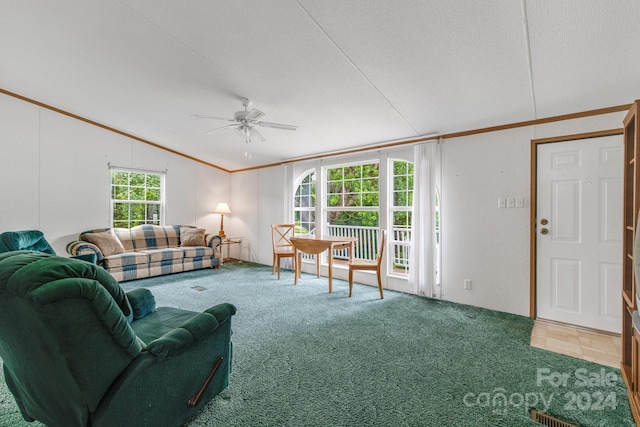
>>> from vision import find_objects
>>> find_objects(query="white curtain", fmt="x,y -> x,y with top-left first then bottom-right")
408,140 -> 441,297
283,164 -> 295,223
282,164 -> 295,270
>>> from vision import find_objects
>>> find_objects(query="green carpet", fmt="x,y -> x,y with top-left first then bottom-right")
0,261 -> 634,426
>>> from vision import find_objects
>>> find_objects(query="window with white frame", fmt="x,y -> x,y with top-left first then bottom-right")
291,151 -> 441,293
326,162 -> 379,226
294,170 -> 316,234
325,162 -> 380,261
390,160 -> 414,275
110,169 -> 164,228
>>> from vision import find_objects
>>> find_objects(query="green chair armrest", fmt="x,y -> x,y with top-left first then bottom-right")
146,303 -> 236,361
72,253 -> 98,263
126,288 -> 156,320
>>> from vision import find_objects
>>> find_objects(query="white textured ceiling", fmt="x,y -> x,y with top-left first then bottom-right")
1,0 -> 639,170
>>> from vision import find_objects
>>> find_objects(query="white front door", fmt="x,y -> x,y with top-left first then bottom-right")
536,135 -> 623,333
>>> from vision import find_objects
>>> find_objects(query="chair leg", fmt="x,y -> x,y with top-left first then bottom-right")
272,253 -> 276,275
348,268 -> 353,297
377,268 -> 384,299
292,254 -> 296,278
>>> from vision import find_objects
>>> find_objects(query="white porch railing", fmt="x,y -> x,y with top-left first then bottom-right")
305,224 -> 411,271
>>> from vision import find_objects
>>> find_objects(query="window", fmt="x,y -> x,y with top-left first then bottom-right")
294,170 -> 316,234
291,151 -> 440,292
293,160 -> 415,267
390,160 -> 414,274
111,169 -> 164,228
326,162 -> 379,227
325,162 -> 380,261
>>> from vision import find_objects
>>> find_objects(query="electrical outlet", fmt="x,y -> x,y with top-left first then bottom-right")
498,197 -> 506,208
507,198 -> 515,208
516,197 -> 524,208
464,279 -> 472,290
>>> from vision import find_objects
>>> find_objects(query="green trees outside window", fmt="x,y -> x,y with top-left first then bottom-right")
391,160 -> 414,274
293,160 -> 418,273
294,171 -> 316,234
326,162 -> 380,227
111,170 -> 163,228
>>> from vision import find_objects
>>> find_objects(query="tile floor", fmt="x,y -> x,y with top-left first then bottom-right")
530,319 -> 621,368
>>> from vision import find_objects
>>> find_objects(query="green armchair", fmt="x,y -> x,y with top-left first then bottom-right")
0,251 -> 236,427
0,229 -> 96,263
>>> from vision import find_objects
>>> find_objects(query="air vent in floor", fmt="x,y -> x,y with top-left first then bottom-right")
530,409 -> 579,427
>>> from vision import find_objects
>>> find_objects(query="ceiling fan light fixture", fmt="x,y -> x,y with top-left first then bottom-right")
194,97 -> 296,146
235,124 -> 254,143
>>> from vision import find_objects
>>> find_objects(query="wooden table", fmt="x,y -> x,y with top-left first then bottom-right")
220,238 -> 243,265
289,235 -> 357,293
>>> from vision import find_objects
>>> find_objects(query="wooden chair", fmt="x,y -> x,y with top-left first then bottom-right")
271,224 -> 296,280
348,230 -> 386,299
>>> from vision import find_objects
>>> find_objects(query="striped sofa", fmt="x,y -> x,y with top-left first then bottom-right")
66,225 -> 221,282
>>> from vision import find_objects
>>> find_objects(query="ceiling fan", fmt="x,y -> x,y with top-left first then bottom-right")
193,98 -> 297,144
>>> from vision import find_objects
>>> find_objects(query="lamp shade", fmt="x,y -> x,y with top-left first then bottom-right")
214,202 -> 231,214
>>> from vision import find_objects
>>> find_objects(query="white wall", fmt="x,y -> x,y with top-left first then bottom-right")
1,89 -> 627,317
0,92 -> 231,255
440,126 -> 533,314
231,111 -> 627,317
441,112 -> 626,316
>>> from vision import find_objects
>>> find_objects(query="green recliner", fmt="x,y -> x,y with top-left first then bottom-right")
0,229 -> 96,263
0,251 -> 236,427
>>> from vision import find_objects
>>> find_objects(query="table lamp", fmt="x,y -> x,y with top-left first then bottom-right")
213,202 -> 231,239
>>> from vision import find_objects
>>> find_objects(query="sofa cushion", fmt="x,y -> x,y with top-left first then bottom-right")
181,246 -> 214,258
180,227 -> 206,247
103,252 -> 149,269
144,248 -> 185,263
84,231 -> 125,257
111,228 -> 134,252
128,225 -> 179,251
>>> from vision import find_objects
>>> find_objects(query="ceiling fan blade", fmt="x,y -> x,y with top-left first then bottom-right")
205,124 -> 238,134
252,128 -> 266,142
258,121 -> 298,130
245,109 -> 265,120
192,114 -> 236,121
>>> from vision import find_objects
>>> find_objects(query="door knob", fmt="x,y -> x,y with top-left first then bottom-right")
540,218 -> 548,225
540,228 -> 549,235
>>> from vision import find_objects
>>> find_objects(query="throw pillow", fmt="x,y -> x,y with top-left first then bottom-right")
84,231 -> 125,257
180,227 -> 206,247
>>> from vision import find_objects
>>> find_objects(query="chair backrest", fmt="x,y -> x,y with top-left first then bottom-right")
376,230 -> 386,266
271,224 -> 295,252
0,251 -> 141,426
0,230 -> 56,254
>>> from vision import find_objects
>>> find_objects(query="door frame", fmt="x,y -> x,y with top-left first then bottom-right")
529,128 -> 624,318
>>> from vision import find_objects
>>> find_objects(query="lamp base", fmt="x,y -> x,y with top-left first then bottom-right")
218,230 -> 226,239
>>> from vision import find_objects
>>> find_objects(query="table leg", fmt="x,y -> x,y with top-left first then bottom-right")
294,250 -> 300,285
328,245 -> 333,293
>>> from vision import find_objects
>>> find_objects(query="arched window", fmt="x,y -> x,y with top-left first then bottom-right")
290,151 -> 438,295
294,170 -> 316,234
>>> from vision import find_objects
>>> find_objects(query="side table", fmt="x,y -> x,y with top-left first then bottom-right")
220,237 -> 243,265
